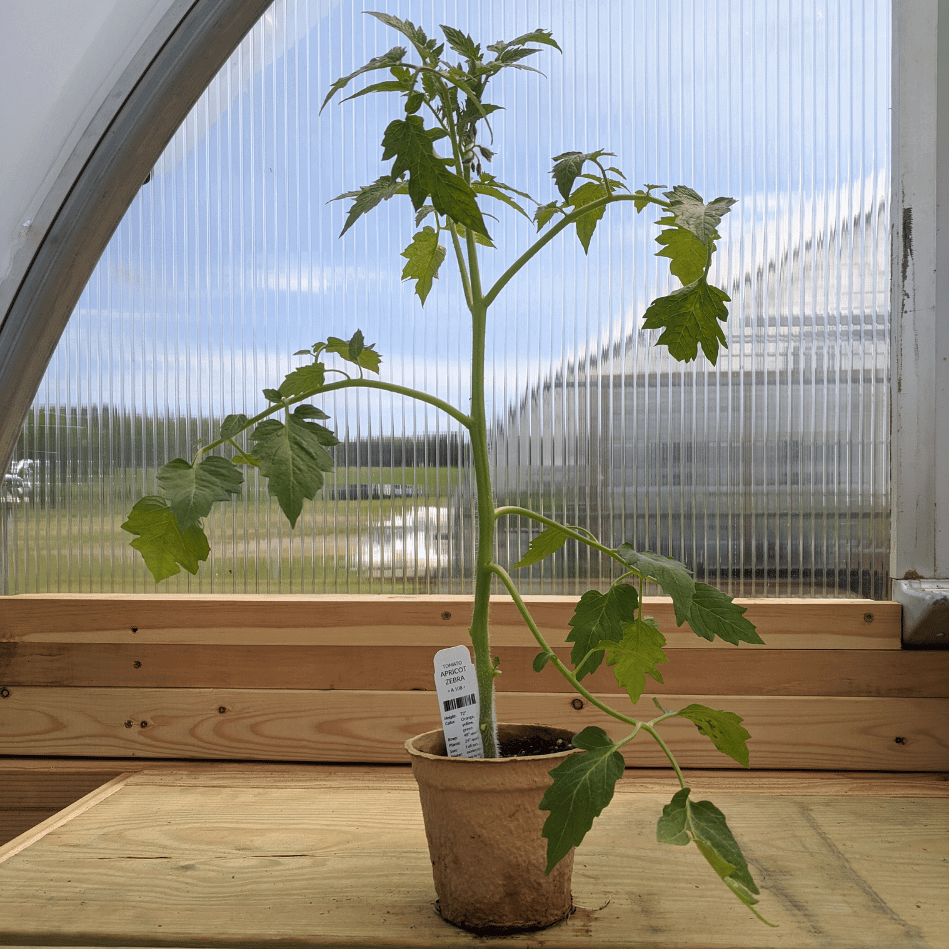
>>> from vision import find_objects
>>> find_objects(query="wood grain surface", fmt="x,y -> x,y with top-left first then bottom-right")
2,641 -> 944,694
2,687 -> 946,769
0,594 -> 900,648
0,766 -> 944,948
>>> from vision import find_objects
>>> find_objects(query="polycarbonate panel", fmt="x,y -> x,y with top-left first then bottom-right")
2,0 -> 890,597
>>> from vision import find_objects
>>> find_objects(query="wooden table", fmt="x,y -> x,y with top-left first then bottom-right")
0,764 -> 946,948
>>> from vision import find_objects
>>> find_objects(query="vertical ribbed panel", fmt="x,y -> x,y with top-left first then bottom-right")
4,0 -> 890,598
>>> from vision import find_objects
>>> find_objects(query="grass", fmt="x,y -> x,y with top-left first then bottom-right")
2,467 -> 466,595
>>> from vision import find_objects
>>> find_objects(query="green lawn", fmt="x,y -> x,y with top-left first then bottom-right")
3,467 -> 466,594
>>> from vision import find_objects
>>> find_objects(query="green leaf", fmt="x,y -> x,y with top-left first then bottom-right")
451,223 -> 495,248
641,278 -> 730,364
320,46 -> 408,112
675,704 -> 751,768
632,184 -> 664,212
219,414 -> 249,440
533,651 -> 554,673
567,584 -> 640,679
614,545 -> 695,625
262,388 -> 284,403
654,224 -> 710,285
156,456 -> 244,532
598,616 -> 667,704
291,403 -> 330,421
381,116 -> 490,238
400,226 -> 447,304
657,788 -> 761,906
471,181 -> 531,219
488,28 -> 562,55
686,583 -> 764,645
366,13 -> 433,62
279,362 -> 326,398
440,25 -> 481,61
567,180 -> 610,253
325,331 -> 382,373
250,408 -> 338,526
332,175 -> 406,238
512,526 -> 568,569
664,186 -> 736,245
550,149 -> 613,201
540,726 -> 624,874
121,496 -> 210,582
339,79 -> 411,104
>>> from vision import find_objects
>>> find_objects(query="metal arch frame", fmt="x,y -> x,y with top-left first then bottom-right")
0,0 -> 273,476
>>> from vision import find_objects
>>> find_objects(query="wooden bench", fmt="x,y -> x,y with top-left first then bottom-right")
0,763 -> 946,947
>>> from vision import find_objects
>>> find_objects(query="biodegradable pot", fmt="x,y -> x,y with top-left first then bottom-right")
405,723 -> 578,935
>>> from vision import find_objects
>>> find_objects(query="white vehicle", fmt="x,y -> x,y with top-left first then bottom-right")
1,459 -> 38,503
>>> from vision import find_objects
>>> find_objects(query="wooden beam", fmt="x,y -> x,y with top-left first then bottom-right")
1,688 -> 945,770
1,594 -> 901,648
2,642 -> 945,696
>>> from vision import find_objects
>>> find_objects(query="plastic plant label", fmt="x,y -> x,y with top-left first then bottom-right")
433,644 -> 484,758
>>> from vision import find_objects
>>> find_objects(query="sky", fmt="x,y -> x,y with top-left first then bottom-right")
34,0 -> 890,446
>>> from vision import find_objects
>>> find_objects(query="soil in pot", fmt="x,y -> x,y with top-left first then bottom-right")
406,723 -> 578,935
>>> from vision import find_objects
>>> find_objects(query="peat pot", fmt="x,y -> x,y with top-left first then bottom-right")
405,723 -> 578,934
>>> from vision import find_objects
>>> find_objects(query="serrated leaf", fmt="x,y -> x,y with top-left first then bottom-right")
655,224 -> 709,285
686,583 -> 764,645
121,496 -> 210,582
488,28 -> 562,55
320,46 -> 407,112
399,226 -> 446,304
615,545 -> 695,626
512,526 -> 568,568
262,388 -> 284,403
339,79 -> 410,105
657,788 -> 760,902
534,201 -> 562,231
219,414 -> 249,440
641,278 -> 730,364
567,584 -> 640,678
675,704 -> 751,768
472,181 -> 531,219
156,456 -> 243,531
279,362 -> 326,398
250,412 -> 337,526
567,180 -> 610,253
550,149 -> 613,201
540,726 -> 624,874
332,175 -> 406,238
366,12 -> 432,61
598,616 -> 667,704
325,332 -> 382,373
452,223 -> 495,248
440,25 -> 481,61
664,186 -> 736,245
633,186 -> 664,212
381,116 -> 489,237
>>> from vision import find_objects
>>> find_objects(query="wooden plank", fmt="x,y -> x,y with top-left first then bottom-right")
1,687 -> 946,770
3,760 -> 947,797
0,767 -> 944,947
0,594 -> 901,649
2,641 -> 944,695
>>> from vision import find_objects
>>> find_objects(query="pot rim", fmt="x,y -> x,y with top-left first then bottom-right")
405,723 -> 578,763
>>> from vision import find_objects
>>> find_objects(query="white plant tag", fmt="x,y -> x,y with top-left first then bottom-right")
433,645 -> 484,758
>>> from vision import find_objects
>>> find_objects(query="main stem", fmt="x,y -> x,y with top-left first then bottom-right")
465,232 -> 500,759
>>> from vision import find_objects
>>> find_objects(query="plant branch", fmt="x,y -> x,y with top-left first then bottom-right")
489,563 -> 641,729
482,192 -> 670,309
